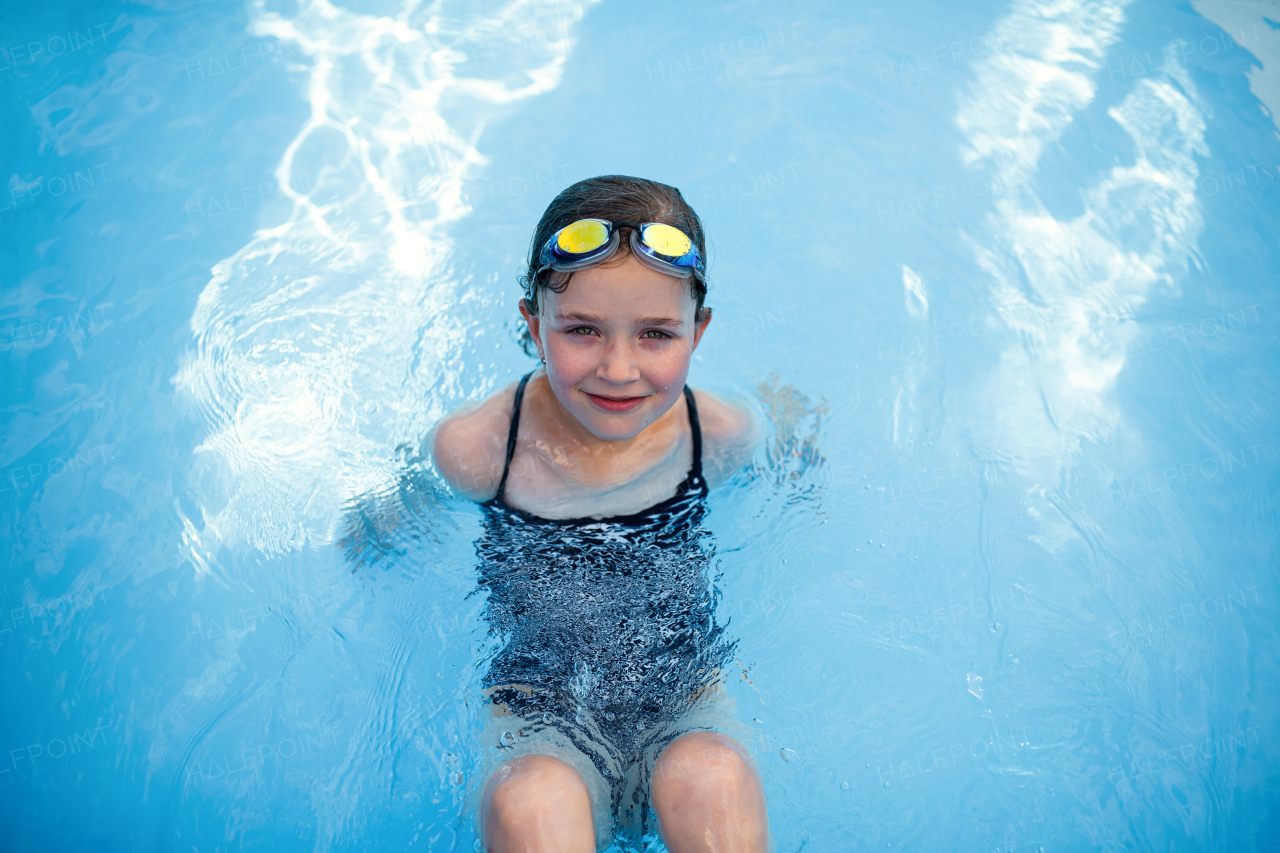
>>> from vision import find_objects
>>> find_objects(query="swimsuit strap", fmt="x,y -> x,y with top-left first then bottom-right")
493,371 -> 535,503
683,385 -> 705,485
493,374 -> 704,505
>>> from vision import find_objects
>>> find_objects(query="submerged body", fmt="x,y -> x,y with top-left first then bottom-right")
474,373 -> 735,831
433,175 -> 767,851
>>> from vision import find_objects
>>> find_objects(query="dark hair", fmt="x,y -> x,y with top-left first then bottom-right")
518,175 -> 709,356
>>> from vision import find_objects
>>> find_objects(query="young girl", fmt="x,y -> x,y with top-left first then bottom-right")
432,176 -> 768,852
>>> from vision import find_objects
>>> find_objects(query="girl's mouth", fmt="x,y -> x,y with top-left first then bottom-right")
584,391 -> 646,413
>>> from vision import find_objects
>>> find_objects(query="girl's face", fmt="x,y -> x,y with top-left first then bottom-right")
521,252 -> 710,442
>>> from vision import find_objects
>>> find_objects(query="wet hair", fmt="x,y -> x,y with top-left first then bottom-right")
518,175 -> 709,356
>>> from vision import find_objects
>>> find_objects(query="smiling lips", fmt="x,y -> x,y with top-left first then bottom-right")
584,391 -> 647,413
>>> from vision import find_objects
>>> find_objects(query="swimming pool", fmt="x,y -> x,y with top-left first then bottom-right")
3,0 -> 1278,849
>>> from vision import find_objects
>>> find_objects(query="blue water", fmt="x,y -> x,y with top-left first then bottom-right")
3,0 -> 1279,850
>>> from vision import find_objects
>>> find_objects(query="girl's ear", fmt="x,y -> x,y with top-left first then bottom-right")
519,298 -> 544,358
692,306 -> 712,349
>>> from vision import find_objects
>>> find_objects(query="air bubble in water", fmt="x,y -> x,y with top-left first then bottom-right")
883,782 -> 890,788
841,781 -> 849,790
500,731 -> 516,747
542,712 -> 553,724
779,748 -> 798,762
605,712 -> 615,721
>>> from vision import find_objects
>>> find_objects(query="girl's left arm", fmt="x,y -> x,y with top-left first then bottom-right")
692,389 -> 761,489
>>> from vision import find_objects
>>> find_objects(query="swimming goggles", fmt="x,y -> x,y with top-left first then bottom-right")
536,219 -> 705,282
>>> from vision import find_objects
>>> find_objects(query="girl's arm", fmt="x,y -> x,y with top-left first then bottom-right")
692,389 -> 760,489
430,382 -> 520,502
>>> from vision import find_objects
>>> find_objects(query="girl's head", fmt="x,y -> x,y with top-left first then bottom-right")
519,175 -> 712,442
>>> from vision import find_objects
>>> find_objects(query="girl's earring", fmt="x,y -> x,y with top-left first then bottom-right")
539,352 -> 546,364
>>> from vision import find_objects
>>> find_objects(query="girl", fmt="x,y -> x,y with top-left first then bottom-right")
433,175 -> 768,852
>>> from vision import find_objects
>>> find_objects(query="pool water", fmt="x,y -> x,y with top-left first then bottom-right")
3,0 -> 1279,850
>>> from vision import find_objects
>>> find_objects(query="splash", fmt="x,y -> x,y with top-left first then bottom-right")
955,0 -> 1207,482
174,0 -> 597,556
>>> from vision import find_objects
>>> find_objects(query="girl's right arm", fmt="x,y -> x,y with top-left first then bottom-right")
430,382 -> 519,502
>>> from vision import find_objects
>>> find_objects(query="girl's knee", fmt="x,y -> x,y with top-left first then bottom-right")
651,732 -> 769,850
483,755 -> 592,827
653,732 -> 758,797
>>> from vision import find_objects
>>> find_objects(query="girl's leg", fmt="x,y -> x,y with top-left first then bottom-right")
481,754 -> 596,853
651,731 -> 769,853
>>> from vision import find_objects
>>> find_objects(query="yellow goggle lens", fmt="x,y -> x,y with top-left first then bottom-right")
556,220 -> 609,254
641,223 -> 692,258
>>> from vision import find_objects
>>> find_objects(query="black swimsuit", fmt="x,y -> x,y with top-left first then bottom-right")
474,371 -> 733,820
483,370 -> 710,523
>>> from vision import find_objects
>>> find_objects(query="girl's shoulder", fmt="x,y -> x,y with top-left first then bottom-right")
431,379 -> 522,501
689,387 -> 760,488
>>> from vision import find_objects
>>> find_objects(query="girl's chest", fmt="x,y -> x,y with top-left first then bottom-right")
500,434 -> 693,519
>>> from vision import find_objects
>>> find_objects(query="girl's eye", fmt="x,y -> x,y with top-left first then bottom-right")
568,326 -> 598,336
641,330 -> 670,340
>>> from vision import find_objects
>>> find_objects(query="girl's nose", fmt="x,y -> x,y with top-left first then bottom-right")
597,340 -> 640,384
